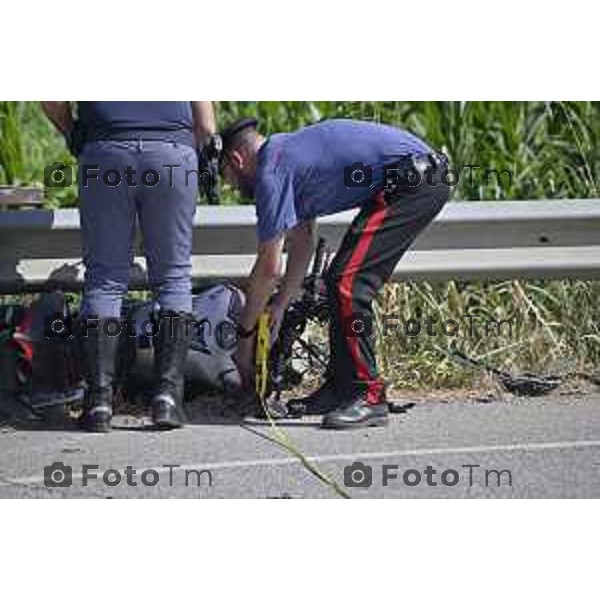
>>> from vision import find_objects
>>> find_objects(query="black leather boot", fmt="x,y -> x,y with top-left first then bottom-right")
321,381 -> 389,430
79,317 -> 119,433
287,378 -> 342,416
151,310 -> 191,430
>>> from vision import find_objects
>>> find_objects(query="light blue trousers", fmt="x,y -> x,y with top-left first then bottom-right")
78,140 -> 198,318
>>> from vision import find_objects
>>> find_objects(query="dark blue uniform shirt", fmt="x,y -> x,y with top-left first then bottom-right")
254,119 -> 433,241
77,101 -> 195,148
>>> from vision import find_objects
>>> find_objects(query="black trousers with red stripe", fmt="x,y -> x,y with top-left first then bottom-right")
324,170 -> 450,404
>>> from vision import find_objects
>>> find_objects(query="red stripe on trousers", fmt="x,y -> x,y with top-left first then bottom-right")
337,192 -> 387,404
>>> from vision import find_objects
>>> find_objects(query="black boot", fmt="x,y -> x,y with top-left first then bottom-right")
287,378 -> 342,416
79,317 -> 119,433
321,381 -> 389,430
151,310 -> 191,430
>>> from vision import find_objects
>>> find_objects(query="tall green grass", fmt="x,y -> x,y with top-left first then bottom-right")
1,101 -> 599,388
3,102 -> 599,203
375,279 -> 600,390
218,101 -> 599,201
0,101 -> 25,184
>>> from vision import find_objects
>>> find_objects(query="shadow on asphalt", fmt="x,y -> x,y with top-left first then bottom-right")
1,396 -> 418,433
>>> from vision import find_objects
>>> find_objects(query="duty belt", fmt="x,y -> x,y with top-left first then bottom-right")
386,151 -> 449,189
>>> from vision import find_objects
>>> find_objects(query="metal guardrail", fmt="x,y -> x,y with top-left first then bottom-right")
0,197 -> 599,292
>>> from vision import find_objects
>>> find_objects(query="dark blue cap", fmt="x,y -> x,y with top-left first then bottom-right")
220,117 -> 259,154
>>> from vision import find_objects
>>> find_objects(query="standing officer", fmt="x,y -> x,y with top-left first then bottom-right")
42,101 -> 216,432
220,118 -> 449,429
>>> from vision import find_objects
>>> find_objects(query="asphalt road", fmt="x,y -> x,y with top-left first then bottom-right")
0,392 -> 599,498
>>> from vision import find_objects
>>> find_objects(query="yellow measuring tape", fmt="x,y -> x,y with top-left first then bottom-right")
251,309 -> 351,499
255,312 -> 271,400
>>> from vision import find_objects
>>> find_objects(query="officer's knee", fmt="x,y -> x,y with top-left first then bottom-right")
85,263 -> 129,293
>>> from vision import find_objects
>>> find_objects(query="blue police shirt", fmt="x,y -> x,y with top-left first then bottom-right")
77,101 -> 195,148
253,119 -> 433,242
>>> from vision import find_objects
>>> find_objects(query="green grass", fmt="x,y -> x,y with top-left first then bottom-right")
3,101 -> 599,204
375,278 -> 600,390
0,101 -> 25,184
218,101 -> 599,201
1,101 -> 599,389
